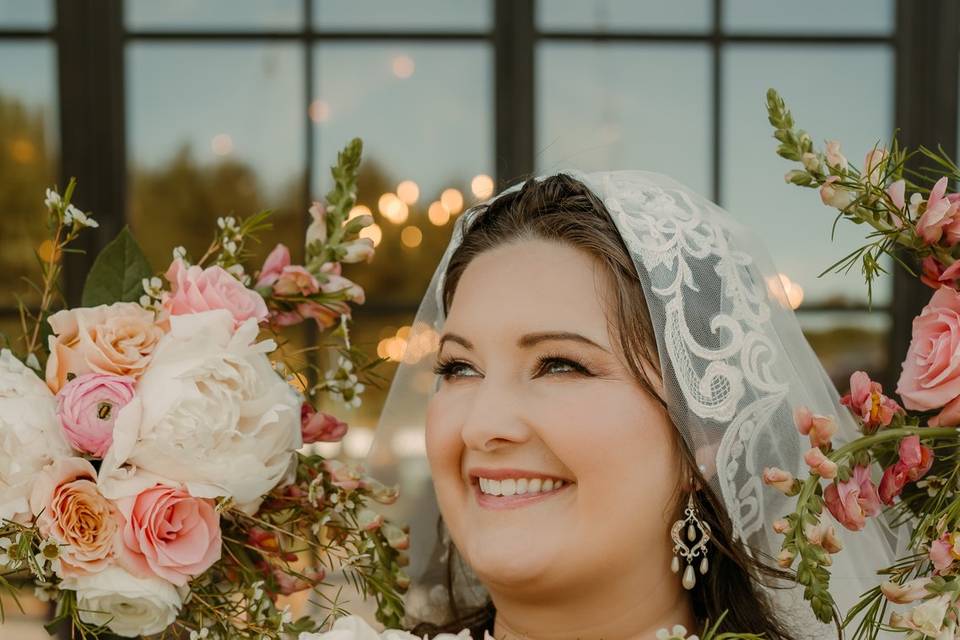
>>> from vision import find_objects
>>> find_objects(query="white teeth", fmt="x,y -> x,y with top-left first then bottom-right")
478,476 -> 569,496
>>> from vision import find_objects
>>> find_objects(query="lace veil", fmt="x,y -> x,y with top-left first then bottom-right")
367,170 -> 905,638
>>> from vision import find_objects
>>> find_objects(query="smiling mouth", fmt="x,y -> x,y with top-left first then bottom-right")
471,477 -> 574,510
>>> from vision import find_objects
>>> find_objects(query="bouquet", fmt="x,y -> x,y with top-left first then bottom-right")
765,88 -> 960,639
0,139 -> 409,638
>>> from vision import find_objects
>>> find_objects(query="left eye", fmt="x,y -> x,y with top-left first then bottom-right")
537,357 -> 589,376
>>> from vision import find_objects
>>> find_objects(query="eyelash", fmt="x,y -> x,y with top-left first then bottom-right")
432,353 -> 593,380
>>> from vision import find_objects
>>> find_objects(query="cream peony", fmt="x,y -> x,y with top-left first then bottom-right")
0,349 -> 72,522
61,565 -> 182,637
98,310 -> 302,510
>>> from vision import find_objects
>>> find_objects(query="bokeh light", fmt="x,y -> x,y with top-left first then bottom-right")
401,225 -> 423,248
440,188 -> 463,214
397,180 -> 420,205
471,174 -> 494,199
428,201 -> 450,226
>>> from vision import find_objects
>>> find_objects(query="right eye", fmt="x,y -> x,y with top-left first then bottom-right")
432,359 -> 481,380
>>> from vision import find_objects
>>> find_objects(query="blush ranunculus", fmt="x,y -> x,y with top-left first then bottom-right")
301,403 -> 348,443
117,485 -> 221,586
45,302 -> 165,393
839,371 -> 903,433
30,457 -> 123,576
824,465 -> 882,531
897,286 -> 960,426
57,373 -> 136,457
162,259 -> 268,327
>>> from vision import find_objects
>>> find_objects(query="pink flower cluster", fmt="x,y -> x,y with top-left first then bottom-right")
255,243 -> 364,329
840,370 -> 903,433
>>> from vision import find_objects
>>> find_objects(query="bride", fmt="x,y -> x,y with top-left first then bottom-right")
369,171 -> 903,639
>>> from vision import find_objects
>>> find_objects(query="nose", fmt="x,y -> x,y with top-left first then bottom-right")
459,377 -> 533,453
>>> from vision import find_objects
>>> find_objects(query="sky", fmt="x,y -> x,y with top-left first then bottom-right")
0,0 -> 902,305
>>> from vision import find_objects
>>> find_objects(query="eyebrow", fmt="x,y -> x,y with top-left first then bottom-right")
438,331 -> 610,353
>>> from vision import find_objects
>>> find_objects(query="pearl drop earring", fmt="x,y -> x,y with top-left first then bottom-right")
670,492 -> 712,590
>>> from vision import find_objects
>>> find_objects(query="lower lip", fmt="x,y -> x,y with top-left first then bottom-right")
472,481 -> 573,510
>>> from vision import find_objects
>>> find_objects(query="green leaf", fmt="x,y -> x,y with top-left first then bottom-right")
81,226 -> 153,307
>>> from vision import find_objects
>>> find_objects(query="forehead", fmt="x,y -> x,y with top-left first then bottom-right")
445,239 -> 613,344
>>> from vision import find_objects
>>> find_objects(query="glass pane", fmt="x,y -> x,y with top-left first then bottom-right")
313,0 -> 491,32
311,41 -> 492,427
800,311 -> 890,391
127,43 -> 305,277
724,0 -> 894,34
722,44 -> 894,306
536,42 -> 711,196
537,0 -> 710,32
0,0 -> 52,28
0,42 -> 58,318
126,0 -> 302,31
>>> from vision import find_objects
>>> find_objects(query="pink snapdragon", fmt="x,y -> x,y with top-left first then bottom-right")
824,465 -> 881,531
300,403 -> 348,443
879,435 -> 934,505
793,406 -> 837,448
839,371 -> 902,432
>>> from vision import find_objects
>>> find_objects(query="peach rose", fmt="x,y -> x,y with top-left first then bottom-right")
117,485 -> 221,586
45,302 -> 165,393
162,259 -> 268,327
897,286 -> 960,425
30,457 -> 123,576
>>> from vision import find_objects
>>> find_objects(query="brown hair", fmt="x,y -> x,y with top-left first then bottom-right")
413,174 -> 804,640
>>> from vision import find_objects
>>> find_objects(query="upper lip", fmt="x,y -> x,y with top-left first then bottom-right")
467,467 -> 574,483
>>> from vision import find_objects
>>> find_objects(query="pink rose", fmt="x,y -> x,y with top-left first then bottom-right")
916,177 -> 960,246
162,259 -> 268,327
762,467 -> 796,495
824,465 -> 882,531
256,244 -> 291,289
793,406 -> 837,447
301,403 -> 348,443
897,286 -> 960,425
30,457 -> 123,576
45,303 -> 165,393
879,435 -> 934,505
57,373 -> 135,457
117,485 -> 221,586
803,447 -> 838,480
839,371 -> 902,433
929,532 -> 959,573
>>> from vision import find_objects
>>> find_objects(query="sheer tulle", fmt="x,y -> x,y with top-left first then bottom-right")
368,170 -> 905,638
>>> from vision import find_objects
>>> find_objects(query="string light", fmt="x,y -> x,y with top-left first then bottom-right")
392,54 -> 415,79
401,226 -> 422,248
308,99 -> 331,123
428,201 -> 450,226
440,188 -> 463,214
471,174 -> 494,199
397,180 -> 420,205
211,134 -> 234,156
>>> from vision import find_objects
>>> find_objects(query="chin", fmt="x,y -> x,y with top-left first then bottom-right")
463,532 -> 559,587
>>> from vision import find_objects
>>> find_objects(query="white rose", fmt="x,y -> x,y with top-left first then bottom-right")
61,565 -> 182,637
0,349 -> 71,522
98,310 -> 302,510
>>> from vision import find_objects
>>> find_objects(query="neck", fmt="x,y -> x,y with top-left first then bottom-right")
488,573 -> 696,640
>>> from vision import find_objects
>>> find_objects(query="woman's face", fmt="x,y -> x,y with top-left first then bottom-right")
426,238 -> 683,599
